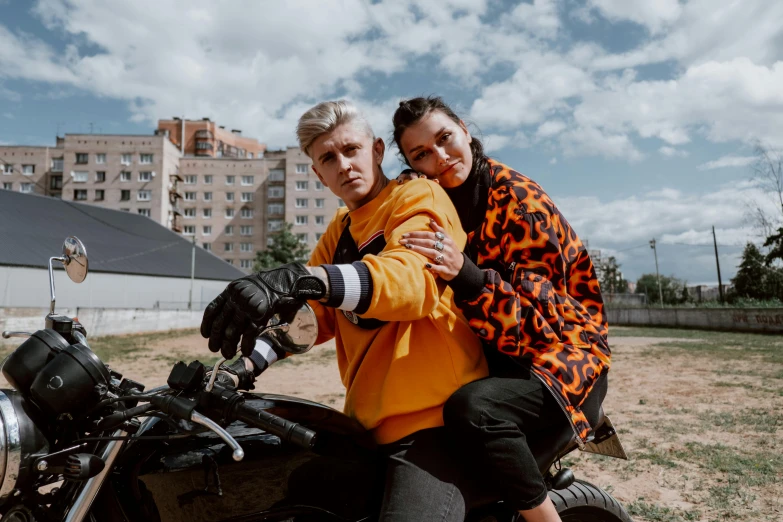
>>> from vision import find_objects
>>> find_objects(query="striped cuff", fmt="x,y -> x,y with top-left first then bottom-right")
321,262 -> 373,314
248,337 -> 285,375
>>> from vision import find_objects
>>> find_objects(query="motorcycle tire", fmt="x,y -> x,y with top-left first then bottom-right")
550,479 -> 633,522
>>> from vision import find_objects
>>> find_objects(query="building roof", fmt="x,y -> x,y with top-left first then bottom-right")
0,190 -> 246,281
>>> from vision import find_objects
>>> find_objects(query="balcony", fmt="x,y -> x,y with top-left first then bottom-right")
51,158 -> 64,173
195,142 -> 213,151
195,130 -> 214,139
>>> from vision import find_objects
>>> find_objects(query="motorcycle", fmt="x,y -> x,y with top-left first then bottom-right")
0,236 -> 633,522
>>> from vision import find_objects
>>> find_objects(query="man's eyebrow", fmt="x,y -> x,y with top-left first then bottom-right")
408,127 -> 446,155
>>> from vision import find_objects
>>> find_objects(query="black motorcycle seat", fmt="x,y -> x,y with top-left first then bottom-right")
530,407 -> 606,473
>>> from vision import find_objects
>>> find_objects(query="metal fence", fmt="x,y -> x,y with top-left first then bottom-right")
603,293 -> 648,306
153,301 -> 211,310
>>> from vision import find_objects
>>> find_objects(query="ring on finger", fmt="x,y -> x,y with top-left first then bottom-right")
434,241 -> 444,252
434,254 -> 445,264
435,231 -> 445,241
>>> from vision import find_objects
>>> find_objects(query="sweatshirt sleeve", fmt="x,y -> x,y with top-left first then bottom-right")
320,180 -> 466,322
456,193 -> 564,355
306,213 -> 340,345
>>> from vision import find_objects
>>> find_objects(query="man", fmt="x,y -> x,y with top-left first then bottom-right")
201,100 -> 487,521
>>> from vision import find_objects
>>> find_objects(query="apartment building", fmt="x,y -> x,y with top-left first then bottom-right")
1,125 -> 342,273
157,117 -> 266,159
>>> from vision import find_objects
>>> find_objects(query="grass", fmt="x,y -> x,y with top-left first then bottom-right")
88,328 -> 199,363
698,409 -> 782,433
627,500 -> 700,522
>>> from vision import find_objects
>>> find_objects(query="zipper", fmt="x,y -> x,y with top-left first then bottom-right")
531,369 -> 586,450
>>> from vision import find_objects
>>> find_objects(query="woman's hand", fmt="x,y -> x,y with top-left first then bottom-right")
399,220 -> 463,281
395,169 -> 438,184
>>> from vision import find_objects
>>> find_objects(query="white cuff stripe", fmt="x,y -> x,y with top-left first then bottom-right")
254,338 -> 279,365
336,264 -> 362,310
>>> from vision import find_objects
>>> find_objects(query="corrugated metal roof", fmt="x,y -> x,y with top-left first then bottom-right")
0,190 -> 246,281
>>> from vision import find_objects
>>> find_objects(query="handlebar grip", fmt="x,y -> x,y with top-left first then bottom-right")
235,404 -> 317,450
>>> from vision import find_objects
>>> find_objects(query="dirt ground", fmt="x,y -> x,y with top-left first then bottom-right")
1,326 -> 781,521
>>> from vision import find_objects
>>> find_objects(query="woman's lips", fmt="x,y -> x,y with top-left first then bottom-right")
440,163 -> 458,176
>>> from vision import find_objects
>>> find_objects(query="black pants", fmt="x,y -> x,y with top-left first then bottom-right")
443,360 -> 608,511
378,428 -> 467,522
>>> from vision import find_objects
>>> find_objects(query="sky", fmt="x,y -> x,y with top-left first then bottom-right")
1,0 -> 782,285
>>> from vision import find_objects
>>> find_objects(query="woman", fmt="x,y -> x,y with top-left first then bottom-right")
392,97 -> 610,522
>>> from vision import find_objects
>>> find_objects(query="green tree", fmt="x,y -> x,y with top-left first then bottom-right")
635,273 -> 685,305
763,221 -> 783,267
253,222 -> 310,270
598,256 -> 629,293
732,243 -> 770,299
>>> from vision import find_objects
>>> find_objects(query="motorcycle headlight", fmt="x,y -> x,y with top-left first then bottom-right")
0,390 -> 48,504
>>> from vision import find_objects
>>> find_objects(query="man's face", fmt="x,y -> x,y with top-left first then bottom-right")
310,122 -> 386,211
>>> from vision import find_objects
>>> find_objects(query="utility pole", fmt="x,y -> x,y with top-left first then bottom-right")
188,235 -> 196,310
712,226 -> 724,303
650,239 -> 663,307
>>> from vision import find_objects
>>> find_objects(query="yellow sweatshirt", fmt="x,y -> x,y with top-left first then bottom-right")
307,179 -> 487,444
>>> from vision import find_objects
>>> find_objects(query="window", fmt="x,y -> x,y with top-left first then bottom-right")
139,171 -> 152,182
95,189 -> 104,201
204,175 -> 213,184
121,153 -> 132,165
51,158 -> 63,172
268,219 -> 283,232
297,233 -> 308,244
269,169 -> 285,182
225,208 -> 235,218
226,175 -> 235,185
241,175 -> 254,186
120,190 -> 130,201
72,171 -> 88,183
203,208 -> 212,218
240,207 -> 253,218
267,237 -> 275,247
268,203 -> 284,215
225,225 -> 234,235
240,225 -> 253,236
183,225 -> 195,235
95,153 -> 106,164
295,198 -> 308,208
184,208 -> 196,218
75,153 -> 88,164
224,259 -> 234,265
2,182 -> 11,190
295,181 -> 308,191
226,192 -> 235,202
203,242 -> 212,251
315,215 -> 325,225
184,192 -> 196,201
203,192 -> 213,201
240,259 -> 253,269
138,208 -> 151,217
295,215 -> 308,225
240,242 -> 253,252
20,183 -> 32,194
268,186 -> 285,199
2,164 -> 13,174
316,232 -> 324,241
140,153 -> 153,164
74,189 -> 87,201
120,208 -> 130,212
241,192 -> 253,202
296,163 -> 308,174
137,190 -> 151,201
184,175 -> 197,184
120,171 -> 131,182
203,225 -> 212,236
315,198 -> 325,208
96,171 -> 105,182
50,176 -> 62,189
314,180 -> 324,191
224,243 -> 234,252
22,165 -> 34,175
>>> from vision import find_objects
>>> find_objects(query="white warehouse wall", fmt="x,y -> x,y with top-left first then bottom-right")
0,266 -> 230,309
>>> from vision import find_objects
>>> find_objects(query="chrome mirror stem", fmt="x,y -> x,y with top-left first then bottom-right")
48,256 -> 66,315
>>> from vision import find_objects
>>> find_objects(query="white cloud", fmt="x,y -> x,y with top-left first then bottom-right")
483,134 -> 512,153
558,125 -> 643,162
549,157 -> 557,165
586,0 -> 682,34
659,146 -> 688,157
536,120 -> 567,138
510,0 -> 561,39
697,155 -> 756,171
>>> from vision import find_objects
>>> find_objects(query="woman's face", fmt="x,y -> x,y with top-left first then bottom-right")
399,110 -> 473,188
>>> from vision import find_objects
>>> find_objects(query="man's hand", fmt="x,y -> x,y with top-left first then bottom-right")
200,263 -> 326,359
208,358 -> 257,391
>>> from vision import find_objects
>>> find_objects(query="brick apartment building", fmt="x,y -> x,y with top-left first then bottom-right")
0,119 -> 342,272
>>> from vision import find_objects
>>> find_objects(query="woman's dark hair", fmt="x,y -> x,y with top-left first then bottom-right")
392,96 -> 490,178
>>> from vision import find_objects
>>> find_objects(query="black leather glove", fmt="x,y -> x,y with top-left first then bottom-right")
209,358 -> 258,391
200,263 -> 326,359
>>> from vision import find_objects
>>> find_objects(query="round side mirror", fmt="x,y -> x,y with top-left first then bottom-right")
266,303 -> 318,354
62,236 -> 88,283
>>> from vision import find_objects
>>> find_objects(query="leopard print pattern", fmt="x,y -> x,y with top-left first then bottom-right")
460,160 -> 610,442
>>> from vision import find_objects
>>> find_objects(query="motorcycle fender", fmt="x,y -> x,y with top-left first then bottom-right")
581,415 -> 628,460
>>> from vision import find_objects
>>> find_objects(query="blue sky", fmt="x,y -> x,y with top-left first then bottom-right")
2,0 -> 782,285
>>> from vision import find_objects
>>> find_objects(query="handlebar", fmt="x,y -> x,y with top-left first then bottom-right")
233,402 -> 317,450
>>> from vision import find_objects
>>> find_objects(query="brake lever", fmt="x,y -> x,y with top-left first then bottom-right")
205,358 -> 226,393
190,411 -> 244,462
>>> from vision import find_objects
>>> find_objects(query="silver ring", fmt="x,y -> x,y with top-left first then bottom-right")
434,254 -> 445,264
435,231 -> 445,241
434,241 -> 444,252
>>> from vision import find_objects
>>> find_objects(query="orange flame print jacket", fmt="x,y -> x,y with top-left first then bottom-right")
450,160 -> 610,444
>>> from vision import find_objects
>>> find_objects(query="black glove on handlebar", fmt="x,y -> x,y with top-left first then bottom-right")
200,263 -> 326,359
210,358 -> 257,391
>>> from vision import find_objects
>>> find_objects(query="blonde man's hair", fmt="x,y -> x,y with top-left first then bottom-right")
296,100 -> 375,158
